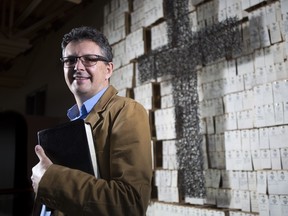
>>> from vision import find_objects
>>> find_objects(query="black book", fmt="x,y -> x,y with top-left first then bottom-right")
37,119 -> 98,177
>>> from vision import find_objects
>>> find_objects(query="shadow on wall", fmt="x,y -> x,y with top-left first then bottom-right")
0,110 -> 34,215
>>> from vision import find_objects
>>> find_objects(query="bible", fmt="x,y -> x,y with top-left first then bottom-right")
37,119 -> 99,177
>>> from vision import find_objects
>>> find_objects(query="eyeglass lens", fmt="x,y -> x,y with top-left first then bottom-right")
61,55 -> 109,67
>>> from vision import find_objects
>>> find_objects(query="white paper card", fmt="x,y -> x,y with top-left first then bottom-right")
258,194 -> 270,216
270,195 -> 281,216
269,21 -> 282,44
243,150 -> 253,171
239,171 -> 249,190
250,190 -> 259,213
250,129 -> 260,150
237,109 -> 253,129
221,170 -> 231,189
261,149 -> 272,169
281,148 -> 288,169
278,170 -> 288,194
231,190 -> 241,209
257,171 -> 267,194
254,105 -> 266,127
280,195 -> 288,216
268,170 -> 280,194
259,127 -> 270,149
271,148 -> 282,169
248,171 -> 257,191
264,104 -> 275,126
241,130 -> 250,150
241,190 -> 251,212
284,101 -> 288,124
252,149 -> 262,170
230,171 -> 240,190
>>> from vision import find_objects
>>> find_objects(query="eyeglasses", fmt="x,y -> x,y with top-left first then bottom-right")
60,54 -> 110,68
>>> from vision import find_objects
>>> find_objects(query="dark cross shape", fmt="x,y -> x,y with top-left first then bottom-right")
138,0 -> 242,198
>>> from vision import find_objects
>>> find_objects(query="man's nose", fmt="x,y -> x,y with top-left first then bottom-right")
74,58 -> 85,70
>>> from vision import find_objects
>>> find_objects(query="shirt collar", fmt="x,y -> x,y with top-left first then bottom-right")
67,86 -> 108,120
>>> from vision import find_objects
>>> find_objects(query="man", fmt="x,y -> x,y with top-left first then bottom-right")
31,26 -> 153,216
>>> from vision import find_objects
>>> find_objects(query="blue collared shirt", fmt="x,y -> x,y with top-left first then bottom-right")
67,87 -> 108,120
40,86 -> 108,216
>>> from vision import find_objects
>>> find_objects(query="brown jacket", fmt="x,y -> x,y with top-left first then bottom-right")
34,85 -> 153,215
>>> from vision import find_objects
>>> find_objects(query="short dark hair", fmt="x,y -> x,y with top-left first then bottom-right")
61,26 -> 113,61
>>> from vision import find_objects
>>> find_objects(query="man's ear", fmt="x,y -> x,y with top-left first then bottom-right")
106,62 -> 114,79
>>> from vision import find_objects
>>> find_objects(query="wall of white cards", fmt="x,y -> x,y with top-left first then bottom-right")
103,0 -> 288,215
197,0 -> 288,216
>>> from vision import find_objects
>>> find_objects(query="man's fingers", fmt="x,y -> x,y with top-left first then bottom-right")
35,145 -> 47,161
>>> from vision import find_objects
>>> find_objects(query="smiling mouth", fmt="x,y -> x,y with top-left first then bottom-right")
73,75 -> 90,80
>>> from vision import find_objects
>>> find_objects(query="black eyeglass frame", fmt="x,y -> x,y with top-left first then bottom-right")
60,54 -> 111,68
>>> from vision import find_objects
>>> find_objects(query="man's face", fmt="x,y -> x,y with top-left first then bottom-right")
63,40 -> 113,103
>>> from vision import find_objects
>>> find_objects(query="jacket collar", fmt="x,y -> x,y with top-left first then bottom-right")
85,85 -> 118,127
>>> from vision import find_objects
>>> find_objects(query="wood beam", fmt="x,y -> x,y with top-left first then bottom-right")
66,0 -> 82,4
8,0 -> 15,33
14,9 -> 65,38
0,37 -> 31,58
0,37 -> 30,47
14,0 -> 43,27
1,0 -> 6,31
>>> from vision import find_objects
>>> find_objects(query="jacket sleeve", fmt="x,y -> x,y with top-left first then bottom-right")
36,101 -> 153,216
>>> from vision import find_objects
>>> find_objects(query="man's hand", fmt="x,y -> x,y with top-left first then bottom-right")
31,145 -> 53,193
